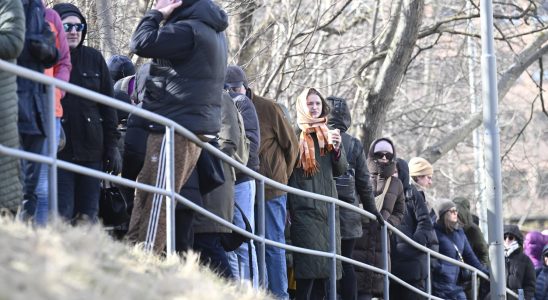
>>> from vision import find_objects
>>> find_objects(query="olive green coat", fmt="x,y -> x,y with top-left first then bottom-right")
0,0 -> 25,213
288,133 -> 348,279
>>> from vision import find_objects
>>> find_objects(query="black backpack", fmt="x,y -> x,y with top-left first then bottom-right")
20,0 -> 58,69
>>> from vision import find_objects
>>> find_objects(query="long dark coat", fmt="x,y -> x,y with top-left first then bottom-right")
288,132 -> 347,279
354,138 -> 405,296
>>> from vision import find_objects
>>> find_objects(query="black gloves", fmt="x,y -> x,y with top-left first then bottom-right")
104,147 -> 122,175
374,211 -> 385,227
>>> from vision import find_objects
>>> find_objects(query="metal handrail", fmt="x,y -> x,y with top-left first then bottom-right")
0,59 -> 519,299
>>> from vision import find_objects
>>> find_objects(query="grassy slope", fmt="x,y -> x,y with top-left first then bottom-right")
0,219 -> 271,300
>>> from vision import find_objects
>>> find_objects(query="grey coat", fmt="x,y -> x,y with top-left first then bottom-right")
0,0 -> 25,212
288,132 -> 348,279
193,92 -> 240,233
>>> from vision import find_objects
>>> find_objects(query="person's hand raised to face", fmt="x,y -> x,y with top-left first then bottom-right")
155,0 -> 183,19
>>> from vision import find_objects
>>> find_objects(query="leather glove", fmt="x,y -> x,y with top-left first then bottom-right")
104,147 -> 122,175
374,211 -> 385,227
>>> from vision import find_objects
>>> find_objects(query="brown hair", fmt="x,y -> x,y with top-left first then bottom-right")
437,212 -> 458,233
307,88 -> 330,117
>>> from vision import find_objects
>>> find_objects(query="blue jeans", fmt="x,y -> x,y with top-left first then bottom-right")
193,233 -> 234,279
19,133 -> 46,218
57,160 -> 102,222
265,194 -> 289,299
227,180 -> 259,287
34,118 -> 61,226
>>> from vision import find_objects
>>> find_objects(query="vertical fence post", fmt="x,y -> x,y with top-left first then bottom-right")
472,271 -> 478,300
381,223 -> 389,300
256,179 -> 266,288
329,201 -> 336,300
427,252 -> 432,299
46,84 -> 58,221
165,126 -> 176,256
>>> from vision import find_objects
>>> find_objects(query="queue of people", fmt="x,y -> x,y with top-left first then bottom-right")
0,0 -> 547,299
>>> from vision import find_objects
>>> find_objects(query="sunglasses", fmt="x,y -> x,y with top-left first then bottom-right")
373,152 -> 394,160
63,23 -> 85,32
504,234 -> 515,241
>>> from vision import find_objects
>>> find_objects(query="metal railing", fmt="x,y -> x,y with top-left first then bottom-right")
0,59 -> 519,300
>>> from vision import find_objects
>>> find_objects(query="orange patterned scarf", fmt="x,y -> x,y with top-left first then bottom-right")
296,88 -> 331,177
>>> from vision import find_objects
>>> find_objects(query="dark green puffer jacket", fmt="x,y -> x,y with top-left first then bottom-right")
288,131 -> 348,279
0,0 -> 25,212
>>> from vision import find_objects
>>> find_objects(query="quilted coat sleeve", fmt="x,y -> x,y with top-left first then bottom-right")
0,0 -> 25,60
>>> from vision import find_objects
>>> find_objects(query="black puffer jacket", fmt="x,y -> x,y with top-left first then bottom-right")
53,3 -> 118,162
391,158 -> 438,282
130,0 -> 228,135
327,96 -> 377,239
504,225 -> 536,300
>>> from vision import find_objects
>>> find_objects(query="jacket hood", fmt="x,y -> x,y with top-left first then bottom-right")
53,3 -> 87,48
367,137 -> 397,178
504,224 -> 524,245
524,231 -> 547,258
326,96 -> 351,132
167,0 -> 228,32
453,197 -> 475,228
107,55 -> 135,82
396,158 -> 410,192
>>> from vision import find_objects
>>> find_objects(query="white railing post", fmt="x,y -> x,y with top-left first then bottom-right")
256,179 -> 266,287
328,201 -> 337,300
165,126 -> 176,255
46,84 -> 58,222
427,251 -> 432,299
472,270 -> 478,300
381,223 -> 390,300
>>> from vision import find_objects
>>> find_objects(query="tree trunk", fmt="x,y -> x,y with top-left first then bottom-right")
95,0 -> 115,58
359,0 -> 424,150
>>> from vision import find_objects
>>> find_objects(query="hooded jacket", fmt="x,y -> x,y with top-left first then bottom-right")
503,224 -> 536,300
535,245 -> 548,300
53,3 -> 119,162
524,231 -> 547,269
391,158 -> 438,282
130,0 -> 228,135
327,96 -> 377,239
354,137 -> 405,295
453,197 -> 489,265
0,0 -> 25,212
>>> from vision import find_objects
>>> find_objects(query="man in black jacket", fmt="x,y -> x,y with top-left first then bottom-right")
326,96 -> 382,300
53,3 -> 120,224
224,65 -> 260,286
126,0 -> 228,253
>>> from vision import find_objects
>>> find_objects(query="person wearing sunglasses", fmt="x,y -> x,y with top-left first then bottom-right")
432,199 -> 488,300
354,138 -> 405,300
52,3 -> 120,224
501,224 -> 536,299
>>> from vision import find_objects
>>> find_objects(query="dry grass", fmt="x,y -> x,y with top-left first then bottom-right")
0,218 -> 272,300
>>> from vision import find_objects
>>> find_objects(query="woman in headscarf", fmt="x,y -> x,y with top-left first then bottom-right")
288,87 -> 348,300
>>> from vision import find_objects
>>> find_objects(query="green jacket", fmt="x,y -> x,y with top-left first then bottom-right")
0,0 -> 25,212
288,132 -> 348,279
453,197 -> 489,264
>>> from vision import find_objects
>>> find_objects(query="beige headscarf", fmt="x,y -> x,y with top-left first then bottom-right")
296,88 -> 332,176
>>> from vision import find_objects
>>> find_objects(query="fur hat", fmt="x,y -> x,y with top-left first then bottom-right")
409,157 -> 433,177
435,198 -> 456,219
225,65 -> 248,88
